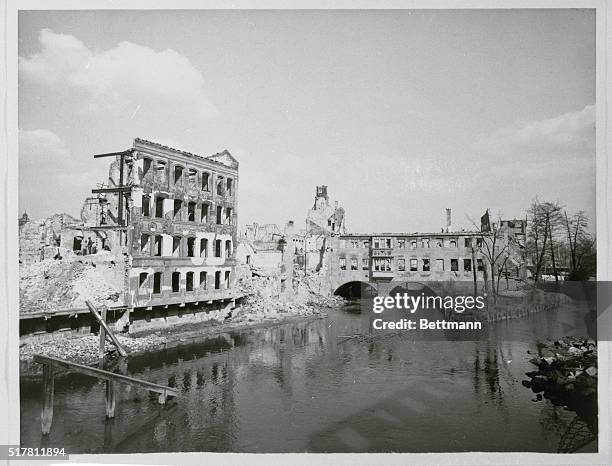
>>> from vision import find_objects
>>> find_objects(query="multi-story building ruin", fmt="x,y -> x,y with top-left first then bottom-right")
92,138 -> 240,312
19,138 -> 241,339
328,210 -> 528,297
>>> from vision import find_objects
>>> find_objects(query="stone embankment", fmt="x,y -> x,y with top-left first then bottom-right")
20,267 -> 344,371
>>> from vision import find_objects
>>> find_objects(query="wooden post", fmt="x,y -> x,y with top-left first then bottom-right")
41,364 -> 55,435
86,301 -> 128,357
99,305 -> 108,360
105,379 -> 116,418
471,246 -> 478,296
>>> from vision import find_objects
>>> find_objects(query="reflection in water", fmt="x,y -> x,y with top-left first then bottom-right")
20,300 -> 596,453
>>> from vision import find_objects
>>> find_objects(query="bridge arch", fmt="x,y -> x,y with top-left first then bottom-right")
334,281 -> 378,299
388,281 -> 440,298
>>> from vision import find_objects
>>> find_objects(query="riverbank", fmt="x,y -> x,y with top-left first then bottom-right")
19,272 -> 345,375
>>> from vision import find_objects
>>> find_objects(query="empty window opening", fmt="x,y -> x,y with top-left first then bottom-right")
202,172 -> 210,191
225,207 -> 232,225
373,258 -> 391,271
476,238 -> 483,247
187,237 -> 195,257
225,240 -> 232,257
156,160 -> 167,182
188,168 -> 197,186
451,259 -> 459,271
200,238 -> 208,257
142,158 -> 153,177
216,205 -> 223,224
155,196 -> 164,218
172,272 -> 180,292
153,235 -> 162,256
188,202 -> 196,221
436,238 -> 443,248
142,194 -> 150,217
215,239 -> 222,258
226,178 -> 233,196
172,236 -> 181,257
73,237 -> 82,253
350,257 -> 358,270
140,234 -> 150,254
450,240 -> 457,248
200,271 -> 207,289
214,271 -> 221,289
216,176 -> 225,195
186,272 -> 194,291
225,271 -> 230,288
339,257 -> 346,270
477,259 -> 484,271
201,204 -> 209,223
398,258 -> 405,271
173,199 -> 182,220
174,165 -> 183,186
464,238 -> 471,248
153,272 -> 162,294
410,259 -> 418,271
139,272 -> 148,290
423,259 -> 431,272
362,258 -> 369,270
398,239 -> 405,248
464,259 -> 472,272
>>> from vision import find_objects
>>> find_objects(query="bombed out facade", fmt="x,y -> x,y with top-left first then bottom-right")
111,139 -> 239,312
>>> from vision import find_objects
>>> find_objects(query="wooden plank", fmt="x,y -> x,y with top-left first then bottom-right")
105,379 -> 116,418
41,364 -> 54,435
33,355 -> 178,397
92,187 -> 132,194
86,301 -> 128,357
93,150 -> 132,158
99,306 -> 107,360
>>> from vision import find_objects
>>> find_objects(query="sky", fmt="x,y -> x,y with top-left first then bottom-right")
18,9 -> 596,233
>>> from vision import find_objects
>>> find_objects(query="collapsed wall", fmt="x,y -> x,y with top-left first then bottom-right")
19,249 -> 127,315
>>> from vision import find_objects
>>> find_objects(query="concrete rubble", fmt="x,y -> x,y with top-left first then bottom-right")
19,248 -> 127,315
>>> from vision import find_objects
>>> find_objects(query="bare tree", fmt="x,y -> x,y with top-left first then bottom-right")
527,199 -> 563,284
469,210 -> 509,302
563,210 -> 596,280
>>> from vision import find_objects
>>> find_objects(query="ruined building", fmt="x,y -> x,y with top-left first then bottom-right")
300,186 -> 346,271
329,209 -> 529,297
19,138 -> 240,338
93,138 -> 239,313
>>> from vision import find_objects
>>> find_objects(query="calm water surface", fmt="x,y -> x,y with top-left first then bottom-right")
20,301 -> 595,453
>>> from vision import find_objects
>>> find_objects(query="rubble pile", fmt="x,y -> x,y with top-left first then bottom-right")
232,266 -> 344,324
522,337 -> 597,433
20,333 -> 166,366
19,250 -> 126,315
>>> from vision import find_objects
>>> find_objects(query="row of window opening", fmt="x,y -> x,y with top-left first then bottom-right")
139,270 -> 231,293
142,158 -> 233,196
140,234 -> 232,258
142,195 -> 233,225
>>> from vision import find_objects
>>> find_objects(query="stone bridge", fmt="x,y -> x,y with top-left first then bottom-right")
325,232 -> 490,299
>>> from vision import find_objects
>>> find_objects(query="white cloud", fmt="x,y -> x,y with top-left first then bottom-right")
475,104 -> 595,158
19,29 -> 217,119
19,129 -> 69,163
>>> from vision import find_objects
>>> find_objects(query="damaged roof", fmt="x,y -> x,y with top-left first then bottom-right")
134,138 -> 238,169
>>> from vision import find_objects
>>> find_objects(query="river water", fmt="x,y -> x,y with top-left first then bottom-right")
20,301 -> 596,453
